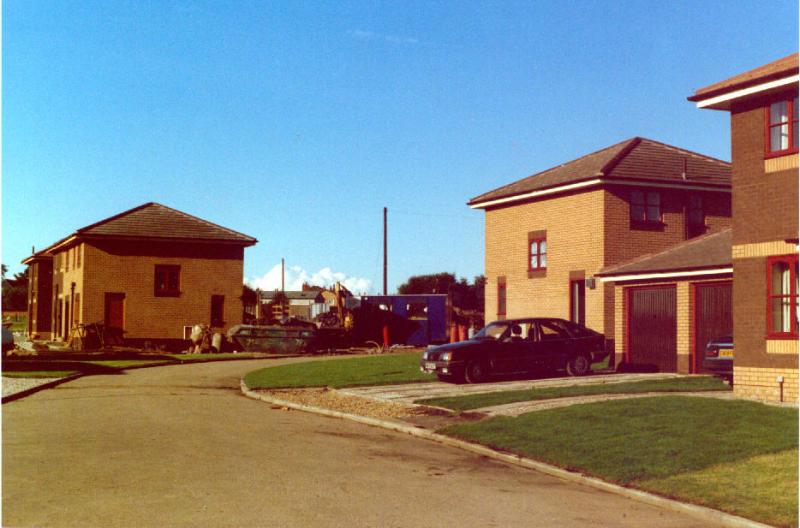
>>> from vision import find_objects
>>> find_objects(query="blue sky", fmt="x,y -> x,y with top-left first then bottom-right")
3,0 -> 797,292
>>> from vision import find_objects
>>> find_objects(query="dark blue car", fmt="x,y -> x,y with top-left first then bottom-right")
703,335 -> 733,382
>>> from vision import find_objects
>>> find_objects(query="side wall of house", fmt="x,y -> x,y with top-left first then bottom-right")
730,94 -> 799,403
603,185 -> 732,267
484,189 -> 607,333
80,241 -> 245,341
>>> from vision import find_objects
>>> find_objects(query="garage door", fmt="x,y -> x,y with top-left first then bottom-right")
693,281 -> 733,373
628,286 -> 677,372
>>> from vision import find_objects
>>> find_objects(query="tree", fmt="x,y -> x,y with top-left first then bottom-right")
397,273 -> 485,311
397,273 -> 457,296
2,266 -> 28,312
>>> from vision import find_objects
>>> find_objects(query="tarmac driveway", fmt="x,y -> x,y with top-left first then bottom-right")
3,359 -> 723,527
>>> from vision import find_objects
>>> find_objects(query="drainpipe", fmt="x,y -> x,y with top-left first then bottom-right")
777,375 -> 784,403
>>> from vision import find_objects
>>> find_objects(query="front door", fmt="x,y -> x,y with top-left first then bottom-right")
570,280 -> 586,326
104,293 -> 126,331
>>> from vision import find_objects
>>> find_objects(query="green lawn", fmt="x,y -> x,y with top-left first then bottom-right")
244,352 -> 434,389
86,360 -> 172,368
442,396 -> 798,527
3,370 -> 77,378
417,376 -> 730,411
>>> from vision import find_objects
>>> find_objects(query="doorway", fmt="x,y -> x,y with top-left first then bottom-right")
569,280 -> 585,326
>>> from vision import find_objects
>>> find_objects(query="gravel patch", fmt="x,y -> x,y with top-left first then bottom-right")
259,388 -> 426,419
2,376 -> 65,398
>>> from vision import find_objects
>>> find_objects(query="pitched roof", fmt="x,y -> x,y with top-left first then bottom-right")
260,290 -> 323,301
688,53 -> 799,103
49,202 -> 257,249
597,228 -> 731,277
468,137 -> 731,208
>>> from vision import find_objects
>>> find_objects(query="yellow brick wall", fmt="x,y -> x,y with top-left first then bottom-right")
74,243 -> 244,339
484,189 -> 607,333
733,366 -> 799,403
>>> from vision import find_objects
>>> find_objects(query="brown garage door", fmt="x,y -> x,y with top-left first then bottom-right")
693,281 -> 733,373
628,285 -> 677,372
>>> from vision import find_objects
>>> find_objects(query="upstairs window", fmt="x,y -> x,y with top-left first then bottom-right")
766,96 -> 798,156
631,190 -> 661,223
687,195 -> 706,239
767,255 -> 798,338
154,265 -> 181,297
529,238 -> 547,270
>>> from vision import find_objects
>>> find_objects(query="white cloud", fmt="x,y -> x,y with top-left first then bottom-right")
247,264 -> 373,295
347,29 -> 418,45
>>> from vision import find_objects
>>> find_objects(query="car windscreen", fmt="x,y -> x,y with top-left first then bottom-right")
474,322 -> 510,340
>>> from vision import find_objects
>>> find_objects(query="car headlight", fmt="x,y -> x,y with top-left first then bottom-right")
440,352 -> 452,361
422,351 -> 429,360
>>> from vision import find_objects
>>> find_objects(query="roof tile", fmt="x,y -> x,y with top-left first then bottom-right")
469,137 -> 730,207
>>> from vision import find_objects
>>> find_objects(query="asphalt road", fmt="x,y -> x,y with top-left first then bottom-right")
3,359 -> 723,528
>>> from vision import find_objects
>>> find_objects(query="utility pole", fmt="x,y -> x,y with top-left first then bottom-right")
383,207 -> 388,295
281,258 -> 285,293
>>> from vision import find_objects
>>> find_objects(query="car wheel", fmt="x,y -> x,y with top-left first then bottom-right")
566,355 -> 591,377
464,361 -> 488,384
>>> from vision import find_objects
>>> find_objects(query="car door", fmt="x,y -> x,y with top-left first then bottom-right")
535,320 -> 573,370
492,322 -> 533,374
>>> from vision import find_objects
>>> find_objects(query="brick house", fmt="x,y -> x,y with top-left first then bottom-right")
688,53 -> 799,402
22,202 -> 257,348
469,137 -> 732,360
596,228 -> 733,374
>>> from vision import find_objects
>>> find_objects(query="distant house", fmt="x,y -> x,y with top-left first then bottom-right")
469,137 -> 732,360
260,290 -> 326,321
688,53 -> 799,402
22,202 -> 257,348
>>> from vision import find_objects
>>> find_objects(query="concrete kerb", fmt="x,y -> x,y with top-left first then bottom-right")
240,380 -> 774,528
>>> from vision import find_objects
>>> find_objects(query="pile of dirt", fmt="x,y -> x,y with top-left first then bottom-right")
262,388 -> 418,419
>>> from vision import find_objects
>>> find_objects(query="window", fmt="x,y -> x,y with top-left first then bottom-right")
529,238 -> 547,270
154,265 -> 181,297
631,191 -> 661,223
766,96 -> 799,156
65,249 -> 70,272
497,277 -> 506,316
211,295 -> 225,327
76,244 -> 81,268
687,195 -> 705,238
767,255 -> 798,338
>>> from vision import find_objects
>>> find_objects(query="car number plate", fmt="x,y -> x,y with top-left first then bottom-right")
425,362 -> 437,370
718,349 -> 733,358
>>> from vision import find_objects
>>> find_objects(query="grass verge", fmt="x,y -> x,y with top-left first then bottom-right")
417,376 -> 729,411
3,370 -> 77,378
244,352 -> 434,389
441,396 -> 798,527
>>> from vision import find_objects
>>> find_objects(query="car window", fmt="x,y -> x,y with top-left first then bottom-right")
504,322 -> 533,341
475,322 -> 510,340
562,320 -> 592,337
538,321 -> 569,340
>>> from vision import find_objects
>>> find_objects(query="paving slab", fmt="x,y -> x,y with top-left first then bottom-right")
339,372 -> 685,403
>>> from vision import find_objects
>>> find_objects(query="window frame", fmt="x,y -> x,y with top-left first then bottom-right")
528,237 -> 547,271
154,264 -> 181,297
766,254 -> 799,339
764,95 -> 799,158
630,190 -> 662,225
